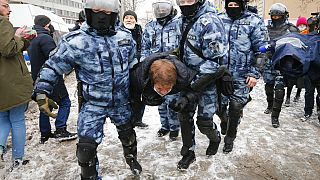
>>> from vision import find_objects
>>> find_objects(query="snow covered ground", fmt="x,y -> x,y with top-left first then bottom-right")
1,72 -> 319,180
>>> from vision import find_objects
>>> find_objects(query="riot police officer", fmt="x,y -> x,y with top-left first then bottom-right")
33,0 -> 142,178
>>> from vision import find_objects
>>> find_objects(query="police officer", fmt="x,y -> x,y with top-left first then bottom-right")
140,0 -> 181,141
264,3 -> 299,128
218,0 -> 268,153
174,0 -> 228,169
33,0 -> 142,178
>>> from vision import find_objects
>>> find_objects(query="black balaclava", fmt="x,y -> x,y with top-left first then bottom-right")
179,1 -> 203,20
85,9 -> 118,36
271,16 -> 286,27
225,0 -> 244,20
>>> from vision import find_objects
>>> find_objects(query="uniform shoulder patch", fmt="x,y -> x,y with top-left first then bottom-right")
118,39 -> 131,46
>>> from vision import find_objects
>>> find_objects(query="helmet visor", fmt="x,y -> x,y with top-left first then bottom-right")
152,2 -> 172,18
176,0 -> 197,6
84,0 -> 120,13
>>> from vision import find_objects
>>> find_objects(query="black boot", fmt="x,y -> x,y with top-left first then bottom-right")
118,124 -> 142,175
177,150 -> 196,170
54,127 -> 77,141
40,132 -> 55,144
271,116 -> 280,128
169,130 -> 179,141
206,134 -> 221,156
157,128 -> 169,137
223,136 -> 235,154
265,84 -> 274,114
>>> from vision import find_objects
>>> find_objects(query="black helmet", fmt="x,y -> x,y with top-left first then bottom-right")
269,3 -> 289,18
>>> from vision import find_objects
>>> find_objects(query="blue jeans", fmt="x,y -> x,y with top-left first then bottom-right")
39,96 -> 71,136
0,103 -> 28,160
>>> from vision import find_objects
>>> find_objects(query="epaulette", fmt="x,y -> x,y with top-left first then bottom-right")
64,30 -> 82,42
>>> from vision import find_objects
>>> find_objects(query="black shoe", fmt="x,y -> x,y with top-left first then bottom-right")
169,130 -> 179,141
271,116 -> 280,128
10,159 -> 29,171
125,155 -> 142,175
157,129 -> 169,137
301,114 -> 311,122
284,99 -> 290,107
40,132 -> 54,144
223,136 -> 234,154
177,150 -> 196,170
206,136 -> 221,156
135,122 -> 148,128
264,108 -> 272,114
54,127 -> 77,142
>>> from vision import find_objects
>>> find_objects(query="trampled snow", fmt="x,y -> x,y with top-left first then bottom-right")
1,72 -> 319,180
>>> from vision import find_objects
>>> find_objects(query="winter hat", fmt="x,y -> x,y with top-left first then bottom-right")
34,15 -> 51,27
225,0 -> 245,10
123,10 -> 137,21
296,17 -> 308,27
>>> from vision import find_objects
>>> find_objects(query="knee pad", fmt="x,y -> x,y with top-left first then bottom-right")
229,100 -> 243,119
76,138 -> 98,178
274,89 -> 285,104
196,116 -> 220,142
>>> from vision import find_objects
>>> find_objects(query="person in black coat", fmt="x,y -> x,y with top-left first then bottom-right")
27,15 -> 77,143
122,10 -> 145,127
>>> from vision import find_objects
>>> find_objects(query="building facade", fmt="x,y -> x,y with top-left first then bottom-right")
11,0 -> 83,24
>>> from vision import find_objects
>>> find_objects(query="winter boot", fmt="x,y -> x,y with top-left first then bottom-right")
301,114 -> 311,122
177,150 -> 196,170
264,108 -> 272,114
206,135 -> 221,156
40,132 -> 55,144
54,127 -> 77,142
223,136 -> 235,154
125,154 -> 142,175
169,130 -> 179,141
271,116 -> 280,128
157,129 -> 169,137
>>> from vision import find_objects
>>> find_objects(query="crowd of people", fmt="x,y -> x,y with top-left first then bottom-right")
0,0 -> 319,179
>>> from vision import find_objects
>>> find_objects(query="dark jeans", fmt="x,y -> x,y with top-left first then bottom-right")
304,77 -> 320,115
39,96 -> 71,136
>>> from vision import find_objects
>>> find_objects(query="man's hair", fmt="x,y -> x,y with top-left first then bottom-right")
149,59 -> 177,87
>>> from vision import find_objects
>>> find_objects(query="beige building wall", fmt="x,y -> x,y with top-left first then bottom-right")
264,0 -> 320,19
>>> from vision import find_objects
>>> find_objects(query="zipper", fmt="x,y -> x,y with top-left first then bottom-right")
227,20 -> 234,70
97,51 -> 104,73
117,50 -> 124,71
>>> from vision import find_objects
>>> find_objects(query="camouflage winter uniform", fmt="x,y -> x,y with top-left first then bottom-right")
34,23 -> 137,144
178,1 -> 228,153
219,10 -> 268,105
141,16 -> 181,132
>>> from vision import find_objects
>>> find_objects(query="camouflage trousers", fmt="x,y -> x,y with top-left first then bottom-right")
158,94 -> 180,131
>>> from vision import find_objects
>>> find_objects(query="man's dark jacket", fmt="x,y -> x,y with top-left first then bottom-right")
123,24 -> 143,61
130,52 -> 197,106
27,25 -> 68,102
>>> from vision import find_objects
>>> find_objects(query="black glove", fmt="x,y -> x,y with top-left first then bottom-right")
219,71 -> 234,96
169,97 -> 189,112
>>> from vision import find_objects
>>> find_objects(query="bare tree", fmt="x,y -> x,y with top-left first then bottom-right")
133,0 -> 147,11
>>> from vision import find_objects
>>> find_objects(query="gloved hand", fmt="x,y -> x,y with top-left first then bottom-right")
169,97 -> 189,112
36,94 -> 58,118
220,71 -> 234,96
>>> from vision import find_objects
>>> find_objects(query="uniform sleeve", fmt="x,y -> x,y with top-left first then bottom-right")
199,16 -> 228,74
247,17 -> 269,79
129,37 -> 138,69
140,25 -> 152,61
0,18 -> 26,57
34,39 -> 76,95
